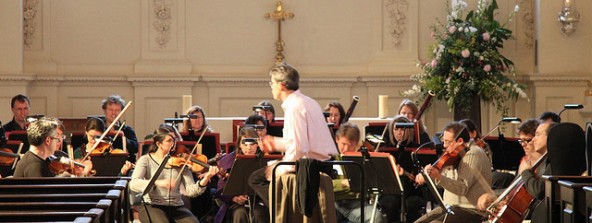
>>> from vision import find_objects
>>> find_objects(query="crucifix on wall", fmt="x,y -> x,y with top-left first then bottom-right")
265,1 -> 294,64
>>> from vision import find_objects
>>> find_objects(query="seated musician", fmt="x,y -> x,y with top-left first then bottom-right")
515,119 -> 541,177
214,127 -> 269,223
415,121 -> 492,223
182,105 -> 214,136
381,115 -> 425,222
3,94 -> 30,132
333,122 -> 385,223
14,117 -> 93,178
101,94 -> 138,161
324,101 -> 345,129
73,117 -> 110,159
130,132 -> 218,223
245,114 -> 268,139
397,99 -> 431,144
255,100 -> 276,123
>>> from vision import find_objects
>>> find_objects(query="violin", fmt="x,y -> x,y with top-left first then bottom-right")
431,142 -> 467,170
48,155 -> 95,176
169,144 -> 227,178
0,148 -> 19,166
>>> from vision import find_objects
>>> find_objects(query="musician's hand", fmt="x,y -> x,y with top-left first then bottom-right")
340,179 -> 350,188
258,135 -> 275,154
232,195 -> 248,205
81,159 -> 93,176
120,161 -> 134,175
415,173 -> 426,185
205,166 -> 219,179
396,164 -> 404,176
477,193 -> 496,211
155,179 -> 177,189
425,164 -> 441,181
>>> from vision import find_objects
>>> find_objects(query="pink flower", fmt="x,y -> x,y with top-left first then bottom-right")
461,49 -> 470,58
431,59 -> 438,67
448,26 -> 456,34
483,64 -> 491,72
482,32 -> 491,41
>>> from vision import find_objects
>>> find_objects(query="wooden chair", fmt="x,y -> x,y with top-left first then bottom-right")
0,208 -> 104,223
0,200 -> 112,223
544,176 -> 592,223
558,179 -> 592,223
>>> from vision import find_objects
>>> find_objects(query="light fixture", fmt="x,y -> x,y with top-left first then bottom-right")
558,103 -> 584,116
558,0 -> 580,35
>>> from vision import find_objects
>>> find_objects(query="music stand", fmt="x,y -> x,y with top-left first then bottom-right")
179,132 -> 221,159
341,151 -> 404,222
483,136 -> 524,171
222,154 -> 283,196
90,152 -> 129,176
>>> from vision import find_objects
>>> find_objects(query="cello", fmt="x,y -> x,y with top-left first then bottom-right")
486,152 -> 548,223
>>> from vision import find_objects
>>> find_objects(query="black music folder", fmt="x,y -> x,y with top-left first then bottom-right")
90,152 -> 128,176
341,151 -> 403,195
222,154 -> 283,196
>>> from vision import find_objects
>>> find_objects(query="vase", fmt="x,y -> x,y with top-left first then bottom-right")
454,94 -> 481,131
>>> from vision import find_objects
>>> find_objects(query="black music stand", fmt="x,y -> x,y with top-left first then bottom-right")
483,136 -> 524,171
222,154 -> 283,196
90,152 -> 128,176
342,151 -> 405,222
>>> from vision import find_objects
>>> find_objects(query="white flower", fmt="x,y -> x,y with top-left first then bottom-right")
479,56 -> 484,61
468,27 -> 477,33
459,26 -> 464,32
514,5 -> 520,13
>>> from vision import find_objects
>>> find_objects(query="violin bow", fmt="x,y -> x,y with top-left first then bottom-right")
11,142 -> 24,170
173,126 -> 210,183
82,101 -> 133,161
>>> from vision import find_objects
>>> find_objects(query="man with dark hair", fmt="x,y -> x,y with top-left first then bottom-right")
3,94 -> 30,131
539,111 -> 561,123
101,94 -> 138,161
415,121 -> 492,223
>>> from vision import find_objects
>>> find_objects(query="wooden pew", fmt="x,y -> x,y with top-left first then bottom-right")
0,177 -> 130,223
0,200 -> 111,223
0,208 -> 104,223
558,179 -> 592,223
0,190 -> 120,223
544,176 -> 592,223
584,186 -> 592,223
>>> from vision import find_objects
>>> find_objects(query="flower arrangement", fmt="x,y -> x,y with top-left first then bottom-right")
403,0 -> 527,116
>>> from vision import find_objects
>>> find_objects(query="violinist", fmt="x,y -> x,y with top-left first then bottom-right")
333,122 -> 386,223
73,117 -> 107,159
255,100 -> 276,123
14,117 -> 93,178
398,99 -> 431,144
130,132 -> 218,223
3,94 -> 30,132
245,114 -> 268,139
415,122 -> 492,223
101,94 -> 138,161
214,127 -> 269,223
324,101 -> 345,129
381,115 -> 425,222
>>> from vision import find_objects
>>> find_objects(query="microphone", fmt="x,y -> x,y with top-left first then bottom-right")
180,114 -> 197,119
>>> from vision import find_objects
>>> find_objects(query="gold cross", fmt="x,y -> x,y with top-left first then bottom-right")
265,1 -> 294,64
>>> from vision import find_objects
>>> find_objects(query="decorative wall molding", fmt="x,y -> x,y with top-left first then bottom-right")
520,0 -> 535,49
23,0 -> 40,48
152,0 -> 172,49
385,0 -> 409,47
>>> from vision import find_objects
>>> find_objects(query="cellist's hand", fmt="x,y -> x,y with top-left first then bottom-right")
477,193 -> 497,211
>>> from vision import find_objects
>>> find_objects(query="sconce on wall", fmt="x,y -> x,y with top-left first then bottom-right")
558,0 -> 580,35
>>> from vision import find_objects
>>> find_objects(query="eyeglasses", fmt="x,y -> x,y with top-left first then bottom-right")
51,135 -> 66,142
518,139 -> 533,145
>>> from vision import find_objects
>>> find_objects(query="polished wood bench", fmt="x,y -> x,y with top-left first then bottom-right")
0,208 -> 104,223
0,200 -> 112,223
